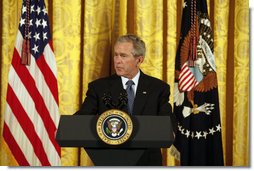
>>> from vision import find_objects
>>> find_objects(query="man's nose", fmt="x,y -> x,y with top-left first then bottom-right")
114,56 -> 121,63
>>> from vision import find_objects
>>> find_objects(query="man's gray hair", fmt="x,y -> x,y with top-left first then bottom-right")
115,34 -> 146,57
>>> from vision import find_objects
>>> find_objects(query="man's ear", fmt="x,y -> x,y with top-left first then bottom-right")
137,56 -> 144,66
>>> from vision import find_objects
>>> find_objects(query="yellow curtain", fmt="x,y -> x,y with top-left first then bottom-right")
0,0 -> 249,166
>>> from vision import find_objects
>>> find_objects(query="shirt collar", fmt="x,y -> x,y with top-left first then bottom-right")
121,70 -> 140,90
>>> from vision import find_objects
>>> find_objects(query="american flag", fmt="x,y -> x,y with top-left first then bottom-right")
3,0 -> 61,166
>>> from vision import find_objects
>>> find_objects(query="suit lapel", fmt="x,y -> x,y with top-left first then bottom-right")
132,72 -> 150,115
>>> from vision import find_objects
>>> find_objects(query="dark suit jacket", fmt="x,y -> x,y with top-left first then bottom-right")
75,71 -> 176,166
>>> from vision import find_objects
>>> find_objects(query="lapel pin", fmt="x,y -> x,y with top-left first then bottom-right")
142,91 -> 147,94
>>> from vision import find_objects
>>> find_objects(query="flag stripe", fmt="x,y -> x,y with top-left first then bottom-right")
179,64 -> 189,78
4,104 -> 42,166
6,85 -> 50,165
7,64 -> 61,165
181,74 -> 195,90
25,52 -> 60,126
179,63 -> 198,91
184,78 -> 197,91
38,47 -> 59,105
11,48 -> 60,156
3,123 -> 30,166
44,41 -> 57,77
179,72 -> 193,88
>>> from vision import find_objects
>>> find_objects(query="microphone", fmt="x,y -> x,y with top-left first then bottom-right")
118,89 -> 128,109
102,92 -> 115,109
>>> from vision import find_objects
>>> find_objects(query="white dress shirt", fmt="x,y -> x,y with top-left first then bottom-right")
121,71 -> 140,96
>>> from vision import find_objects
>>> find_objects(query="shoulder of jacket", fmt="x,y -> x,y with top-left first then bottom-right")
142,72 -> 169,87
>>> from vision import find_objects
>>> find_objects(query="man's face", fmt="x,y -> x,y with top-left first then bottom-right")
114,42 -> 143,79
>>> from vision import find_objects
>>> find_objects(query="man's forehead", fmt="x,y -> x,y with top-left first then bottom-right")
114,42 -> 134,51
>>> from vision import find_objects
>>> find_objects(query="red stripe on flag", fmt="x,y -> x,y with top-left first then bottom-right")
49,40 -> 54,52
36,54 -> 59,105
178,62 -> 198,92
12,49 -> 61,156
6,85 -> 51,165
179,72 -> 192,89
179,63 -> 189,75
3,122 -> 30,166
179,66 -> 190,82
179,71 -> 192,86
183,77 -> 197,91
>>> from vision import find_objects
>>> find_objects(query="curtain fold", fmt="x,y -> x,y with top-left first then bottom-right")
232,0 -> 249,166
0,0 -> 249,166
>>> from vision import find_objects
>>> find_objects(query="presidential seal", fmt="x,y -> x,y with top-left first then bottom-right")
96,109 -> 133,145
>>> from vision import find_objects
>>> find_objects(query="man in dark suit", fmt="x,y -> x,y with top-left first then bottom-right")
75,34 -> 176,166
